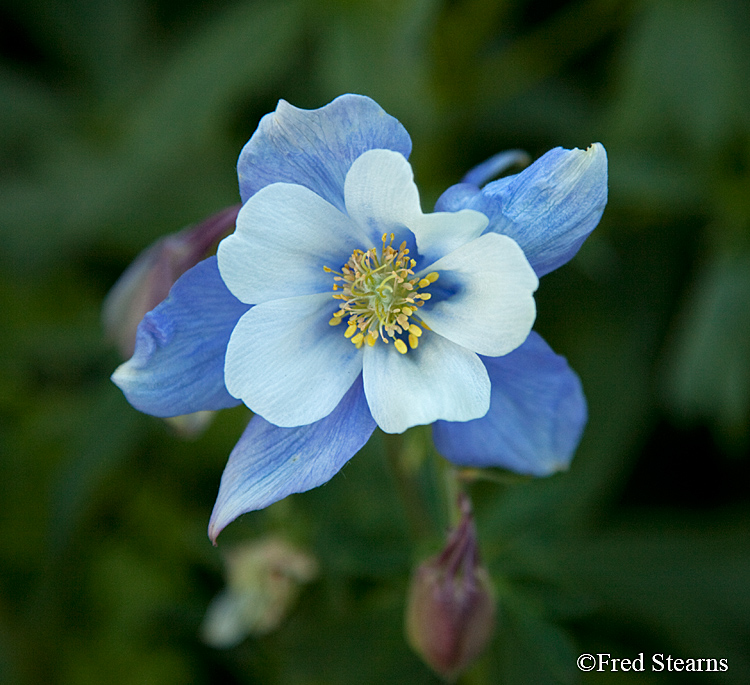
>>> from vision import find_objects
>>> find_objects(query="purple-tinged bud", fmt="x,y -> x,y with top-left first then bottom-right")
103,204 -> 240,359
406,494 -> 496,681
103,205 -> 239,437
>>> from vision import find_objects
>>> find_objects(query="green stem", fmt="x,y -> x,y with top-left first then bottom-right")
382,431 -> 433,542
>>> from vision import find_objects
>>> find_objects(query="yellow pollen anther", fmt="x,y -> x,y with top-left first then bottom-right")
418,273 -> 439,288
325,239 -> 439,354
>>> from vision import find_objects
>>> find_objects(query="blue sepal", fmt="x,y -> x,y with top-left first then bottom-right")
208,376 -> 376,542
237,94 -> 412,212
432,332 -> 587,476
111,257 -> 250,417
435,144 -> 607,277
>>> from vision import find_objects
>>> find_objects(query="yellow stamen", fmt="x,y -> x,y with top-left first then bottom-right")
325,237 -> 439,354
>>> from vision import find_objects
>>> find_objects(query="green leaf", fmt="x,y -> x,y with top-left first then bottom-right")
662,251 -> 750,449
560,512 -> 750,684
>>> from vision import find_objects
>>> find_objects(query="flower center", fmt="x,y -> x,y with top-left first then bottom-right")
325,233 -> 438,354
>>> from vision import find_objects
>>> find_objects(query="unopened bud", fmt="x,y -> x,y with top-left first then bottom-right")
406,494 -> 496,681
103,205 -> 240,437
103,204 -> 240,359
201,537 -> 318,649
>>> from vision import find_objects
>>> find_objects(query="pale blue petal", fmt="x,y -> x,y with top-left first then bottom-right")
224,292 -> 362,427
362,334 -> 490,434
208,376 -> 375,543
417,233 -> 538,356
218,183 -> 369,305
111,257 -> 249,417
237,94 -> 412,211
432,332 -> 587,476
435,144 -> 608,277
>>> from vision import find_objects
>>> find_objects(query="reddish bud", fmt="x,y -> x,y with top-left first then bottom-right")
103,204 -> 240,358
406,494 -> 496,681
103,204 -> 240,437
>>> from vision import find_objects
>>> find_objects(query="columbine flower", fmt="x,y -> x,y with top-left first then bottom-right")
111,94 -> 607,542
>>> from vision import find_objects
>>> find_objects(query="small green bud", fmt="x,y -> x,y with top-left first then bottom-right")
406,494 -> 496,681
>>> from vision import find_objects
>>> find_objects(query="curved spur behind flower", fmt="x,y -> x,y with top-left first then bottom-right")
110,94 -> 608,542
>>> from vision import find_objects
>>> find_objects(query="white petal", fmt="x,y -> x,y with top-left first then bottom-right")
417,233 -> 539,357
362,334 -> 490,434
409,209 -> 489,265
217,183 -> 369,305
344,149 -> 421,242
224,292 -> 362,426
343,148 -> 489,262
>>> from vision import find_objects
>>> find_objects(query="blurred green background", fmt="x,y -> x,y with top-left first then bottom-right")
1,0 -> 749,683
